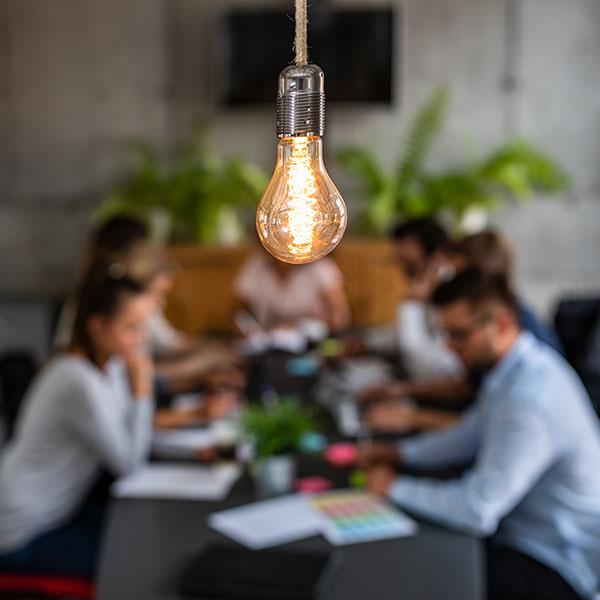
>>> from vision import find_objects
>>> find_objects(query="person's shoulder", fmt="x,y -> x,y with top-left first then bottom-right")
526,335 -> 572,376
311,257 -> 339,271
42,354 -> 101,389
235,252 -> 269,288
516,297 -> 564,354
20,356 -> 96,413
515,298 -> 538,325
510,336 -> 584,409
307,257 -> 343,284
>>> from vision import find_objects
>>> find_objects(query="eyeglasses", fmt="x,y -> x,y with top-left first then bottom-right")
441,312 -> 493,344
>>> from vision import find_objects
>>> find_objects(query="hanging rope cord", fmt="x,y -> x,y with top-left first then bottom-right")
295,0 -> 308,65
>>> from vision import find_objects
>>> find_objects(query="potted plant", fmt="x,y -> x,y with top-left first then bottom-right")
242,399 -> 317,498
337,85 -> 570,235
96,132 -> 268,245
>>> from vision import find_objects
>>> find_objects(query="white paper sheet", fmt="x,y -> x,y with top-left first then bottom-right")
209,494 -> 322,550
152,428 -> 218,459
112,463 -> 241,501
209,492 -> 419,550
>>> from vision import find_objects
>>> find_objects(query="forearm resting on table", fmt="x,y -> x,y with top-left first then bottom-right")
412,407 -> 460,430
406,377 -> 473,403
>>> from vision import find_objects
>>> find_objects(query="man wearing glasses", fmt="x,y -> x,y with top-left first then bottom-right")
362,268 -> 600,600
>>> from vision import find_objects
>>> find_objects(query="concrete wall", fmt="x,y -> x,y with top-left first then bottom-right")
0,0 -> 171,297
0,0 -> 599,316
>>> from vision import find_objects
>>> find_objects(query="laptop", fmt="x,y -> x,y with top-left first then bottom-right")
179,543 -> 343,600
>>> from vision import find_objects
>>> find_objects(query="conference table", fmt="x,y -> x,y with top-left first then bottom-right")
97,472 -> 485,600
98,349 -> 485,599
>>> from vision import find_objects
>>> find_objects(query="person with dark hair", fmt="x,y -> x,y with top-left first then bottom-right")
390,217 -> 462,380
91,214 -> 149,258
357,217 -> 467,425
361,268 -> 600,600
55,216 -> 243,405
0,260 -> 155,577
448,230 -> 563,354
391,216 -> 449,258
363,229 -> 565,433
145,250 -> 244,416
53,214 -> 150,349
447,230 -> 513,279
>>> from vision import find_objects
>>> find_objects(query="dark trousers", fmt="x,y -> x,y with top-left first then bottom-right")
488,546 -> 583,600
0,472 -> 113,578
0,501 -> 105,578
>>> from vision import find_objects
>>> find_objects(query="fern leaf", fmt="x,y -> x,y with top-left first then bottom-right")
396,85 -> 449,189
336,147 -> 387,199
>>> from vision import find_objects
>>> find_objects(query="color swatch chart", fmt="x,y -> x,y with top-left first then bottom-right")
310,490 -> 418,546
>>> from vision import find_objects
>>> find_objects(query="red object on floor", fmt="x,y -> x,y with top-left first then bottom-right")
0,573 -> 94,598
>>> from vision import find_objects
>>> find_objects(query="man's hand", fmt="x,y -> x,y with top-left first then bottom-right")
365,401 -> 416,433
204,366 -> 246,392
339,336 -> 368,358
204,391 -> 240,420
358,442 -> 401,470
366,463 -> 397,497
404,262 -> 440,301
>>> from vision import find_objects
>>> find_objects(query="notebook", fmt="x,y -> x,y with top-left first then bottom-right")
208,494 -> 322,549
112,464 -> 241,501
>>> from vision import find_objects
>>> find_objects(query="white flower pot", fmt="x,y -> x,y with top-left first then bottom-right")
252,455 -> 296,498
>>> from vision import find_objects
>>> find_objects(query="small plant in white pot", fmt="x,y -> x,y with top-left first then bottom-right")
242,399 -> 317,498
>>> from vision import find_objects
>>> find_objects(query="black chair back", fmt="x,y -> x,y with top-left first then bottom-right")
554,297 -> 600,416
0,351 -> 38,440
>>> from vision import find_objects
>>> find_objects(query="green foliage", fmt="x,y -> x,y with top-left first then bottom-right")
337,85 -> 570,234
97,135 -> 269,244
243,399 -> 317,461
396,85 -> 450,190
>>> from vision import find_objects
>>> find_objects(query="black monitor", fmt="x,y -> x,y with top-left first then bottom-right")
218,7 -> 395,107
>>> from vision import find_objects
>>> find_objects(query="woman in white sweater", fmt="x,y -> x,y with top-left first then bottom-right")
0,260 -> 155,577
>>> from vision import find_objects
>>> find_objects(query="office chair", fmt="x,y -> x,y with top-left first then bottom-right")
554,296 -> 600,416
0,573 -> 94,599
0,351 -> 38,441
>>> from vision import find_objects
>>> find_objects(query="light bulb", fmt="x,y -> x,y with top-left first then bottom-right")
257,135 -> 347,264
256,64 -> 347,264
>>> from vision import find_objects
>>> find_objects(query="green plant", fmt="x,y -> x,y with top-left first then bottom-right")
97,134 -> 268,244
337,85 -> 570,234
242,399 -> 317,461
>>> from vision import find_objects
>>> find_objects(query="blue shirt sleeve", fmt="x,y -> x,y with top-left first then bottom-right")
390,404 -> 556,536
399,405 -> 480,469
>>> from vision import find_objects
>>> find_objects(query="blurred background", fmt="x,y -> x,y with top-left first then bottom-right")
0,0 -> 599,358
0,4 -> 599,597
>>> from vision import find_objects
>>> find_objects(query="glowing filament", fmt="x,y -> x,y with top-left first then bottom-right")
286,138 -> 319,255
256,135 -> 347,264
